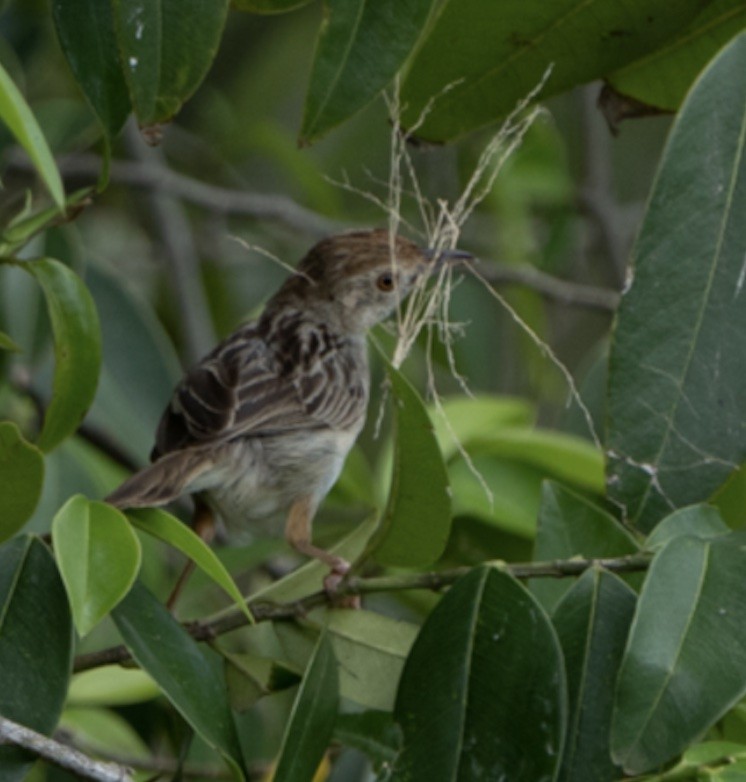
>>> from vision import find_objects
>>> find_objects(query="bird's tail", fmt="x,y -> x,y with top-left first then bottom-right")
106,449 -> 213,509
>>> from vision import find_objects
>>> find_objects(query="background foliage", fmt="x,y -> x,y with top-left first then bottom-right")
0,1 -> 745,781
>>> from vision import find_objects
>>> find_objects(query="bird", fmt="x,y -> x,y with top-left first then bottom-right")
107,228 -> 468,591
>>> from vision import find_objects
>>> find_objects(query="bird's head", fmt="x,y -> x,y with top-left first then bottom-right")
273,228 -> 469,333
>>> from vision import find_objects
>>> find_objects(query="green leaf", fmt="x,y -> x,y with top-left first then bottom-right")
429,395 -> 535,461
333,711 -> 400,765
111,580 -> 246,780
300,0 -> 434,143
59,707 -> 151,765
273,632 -> 339,782
608,1 -> 746,112
531,481 -> 639,612
0,330 -> 21,352
611,532 -> 746,774
0,189 -> 93,256
399,0 -> 707,141
0,61 -> 64,208
645,504 -> 730,551
127,507 -> 253,624
393,566 -> 566,781
552,569 -> 637,782
112,0 -> 230,128
0,422 -> 44,543
0,536 -> 73,782
606,33 -> 746,532
473,428 -> 605,492
20,258 -> 102,452
52,495 -> 141,636
68,666 -> 159,706
369,362 -> 451,567
224,652 -> 301,711
52,0 -> 130,138
273,608 -> 419,712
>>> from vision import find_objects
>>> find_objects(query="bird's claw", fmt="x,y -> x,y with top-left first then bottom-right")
323,558 -> 360,608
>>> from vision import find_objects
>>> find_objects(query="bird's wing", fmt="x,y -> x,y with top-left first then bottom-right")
152,321 -> 367,459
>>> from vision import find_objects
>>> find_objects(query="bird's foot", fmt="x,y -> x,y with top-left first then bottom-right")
323,558 -> 360,609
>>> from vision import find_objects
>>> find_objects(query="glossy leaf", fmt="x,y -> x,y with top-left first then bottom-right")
300,0 -> 434,143
111,580 -> 246,780
52,0 -> 131,137
112,0 -> 230,128
608,1 -> 746,112
128,507 -> 253,623
370,363 -> 451,567
0,537 -> 73,782
645,504 -> 730,551
393,566 -> 566,781
552,569 -> 637,782
399,0 -> 706,141
52,495 -> 141,636
606,33 -> 746,531
611,532 -> 746,774
20,258 -> 102,452
0,422 -> 44,543
531,481 -> 639,612
273,632 -> 339,782
0,61 -> 64,208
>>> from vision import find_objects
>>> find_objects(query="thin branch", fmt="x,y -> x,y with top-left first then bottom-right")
73,553 -> 651,673
477,260 -> 620,312
0,715 -> 133,782
5,149 -> 345,238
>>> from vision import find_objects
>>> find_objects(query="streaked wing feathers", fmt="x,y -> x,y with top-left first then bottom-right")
153,320 -> 367,460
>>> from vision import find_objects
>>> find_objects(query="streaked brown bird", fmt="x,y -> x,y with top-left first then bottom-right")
107,228 -> 467,589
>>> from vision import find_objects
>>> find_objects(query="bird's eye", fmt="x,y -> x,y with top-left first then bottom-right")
376,271 -> 396,292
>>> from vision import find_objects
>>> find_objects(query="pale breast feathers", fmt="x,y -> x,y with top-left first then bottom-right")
152,320 -> 369,461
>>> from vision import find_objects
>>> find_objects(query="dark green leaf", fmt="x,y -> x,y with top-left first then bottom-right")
531,481 -> 639,612
393,566 -> 566,781
606,33 -> 746,531
0,62 -> 64,208
111,580 -> 246,780
300,0 -> 434,143
52,0 -> 131,137
0,422 -> 44,543
0,537 -> 73,782
611,532 -> 746,774
128,507 -> 253,623
369,362 -> 451,566
112,0 -> 230,128
645,504 -> 730,551
20,258 -> 102,452
52,495 -> 141,636
232,0 -> 313,12
553,568 -> 637,782
608,1 -> 746,112
224,651 -> 301,711
273,632 -> 339,782
400,0 -> 706,141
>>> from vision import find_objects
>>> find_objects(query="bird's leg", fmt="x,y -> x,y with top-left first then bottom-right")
166,497 -> 216,612
285,496 -> 351,596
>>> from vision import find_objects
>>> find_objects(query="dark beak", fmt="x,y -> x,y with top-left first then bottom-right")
423,246 -> 473,268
